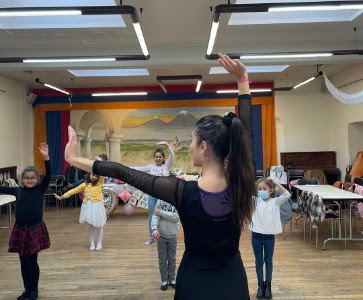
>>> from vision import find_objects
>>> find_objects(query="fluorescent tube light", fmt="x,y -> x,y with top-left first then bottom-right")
44,83 -> 71,95
196,80 -> 202,93
293,77 -> 316,89
269,5 -> 363,12
35,78 -> 71,95
240,53 -> 333,59
68,69 -> 149,77
133,22 -> 149,57
0,10 -> 81,17
23,58 -> 116,63
206,21 -> 219,55
341,5 -> 363,10
217,89 -> 272,94
92,92 -> 148,97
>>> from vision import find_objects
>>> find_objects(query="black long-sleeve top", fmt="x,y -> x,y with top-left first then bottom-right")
91,94 -> 253,209
0,160 -> 51,226
92,94 -> 253,257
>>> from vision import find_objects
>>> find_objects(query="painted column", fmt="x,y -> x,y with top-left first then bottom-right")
75,130 -> 85,157
106,133 -> 123,163
104,137 -> 110,159
84,138 -> 93,159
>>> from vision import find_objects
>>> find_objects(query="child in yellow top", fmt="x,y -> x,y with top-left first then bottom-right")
54,173 -> 106,251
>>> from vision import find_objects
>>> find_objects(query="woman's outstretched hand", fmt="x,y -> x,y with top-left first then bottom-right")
65,126 -> 78,165
218,53 -> 248,80
156,141 -> 169,148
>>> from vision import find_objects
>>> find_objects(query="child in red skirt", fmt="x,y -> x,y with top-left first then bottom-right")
0,143 -> 51,300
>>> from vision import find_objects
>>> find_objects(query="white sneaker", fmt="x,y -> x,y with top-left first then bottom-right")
96,244 -> 102,251
90,245 -> 95,251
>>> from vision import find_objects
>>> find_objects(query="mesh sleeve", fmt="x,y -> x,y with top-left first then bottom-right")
93,161 -> 184,207
238,94 -> 255,173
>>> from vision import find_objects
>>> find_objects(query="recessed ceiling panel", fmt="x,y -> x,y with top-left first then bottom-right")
0,0 -> 125,29
229,0 -> 363,25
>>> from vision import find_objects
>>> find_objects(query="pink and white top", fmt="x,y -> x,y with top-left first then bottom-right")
132,147 -> 174,177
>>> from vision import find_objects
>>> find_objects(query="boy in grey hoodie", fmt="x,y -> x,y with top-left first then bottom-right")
151,199 -> 180,291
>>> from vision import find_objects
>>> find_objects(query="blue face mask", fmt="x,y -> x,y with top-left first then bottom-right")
258,190 -> 270,200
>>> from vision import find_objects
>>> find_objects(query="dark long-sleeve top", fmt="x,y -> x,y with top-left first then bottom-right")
0,160 -> 51,226
65,166 -> 84,185
92,94 -> 253,258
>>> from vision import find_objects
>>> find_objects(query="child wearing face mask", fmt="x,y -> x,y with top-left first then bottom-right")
250,177 -> 290,300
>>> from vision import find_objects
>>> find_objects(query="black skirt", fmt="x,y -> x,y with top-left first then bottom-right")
174,251 -> 250,300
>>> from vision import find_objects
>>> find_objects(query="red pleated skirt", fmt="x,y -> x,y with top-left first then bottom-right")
8,220 -> 50,256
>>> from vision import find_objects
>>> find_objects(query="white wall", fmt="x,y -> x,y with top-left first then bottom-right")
348,122 -> 363,165
0,75 -> 33,175
275,64 -> 363,180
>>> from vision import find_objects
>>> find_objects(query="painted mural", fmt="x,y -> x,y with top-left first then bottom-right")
78,106 -> 235,174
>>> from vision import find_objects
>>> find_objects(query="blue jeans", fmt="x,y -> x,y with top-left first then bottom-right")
251,232 -> 275,283
147,195 -> 158,240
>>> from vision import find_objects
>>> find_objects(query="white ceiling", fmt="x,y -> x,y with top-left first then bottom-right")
0,0 -> 362,90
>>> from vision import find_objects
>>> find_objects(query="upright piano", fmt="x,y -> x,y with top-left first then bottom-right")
280,151 -> 340,184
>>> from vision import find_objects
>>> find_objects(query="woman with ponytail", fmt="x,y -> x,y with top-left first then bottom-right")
64,53 -> 255,300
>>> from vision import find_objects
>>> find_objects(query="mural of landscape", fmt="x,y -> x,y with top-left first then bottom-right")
81,106 -> 234,173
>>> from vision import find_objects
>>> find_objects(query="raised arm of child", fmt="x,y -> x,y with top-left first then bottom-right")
38,143 -> 52,191
267,177 -> 290,206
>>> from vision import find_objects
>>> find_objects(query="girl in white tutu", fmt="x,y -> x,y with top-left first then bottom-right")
54,172 -> 106,251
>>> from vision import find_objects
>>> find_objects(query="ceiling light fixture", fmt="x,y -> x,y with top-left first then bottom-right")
24,58 -> 116,63
0,10 -> 82,17
68,68 -> 149,77
240,53 -> 332,59
0,5 -> 149,63
273,70 -> 324,91
35,78 -> 71,95
216,89 -> 272,94
205,1 -> 363,60
293,71 -> 323,89
196,80 -> 202,93
156,75 -> 203,94
92,92 -> 148,97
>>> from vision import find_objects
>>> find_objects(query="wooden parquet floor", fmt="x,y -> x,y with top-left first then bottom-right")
0,205 -> 363,300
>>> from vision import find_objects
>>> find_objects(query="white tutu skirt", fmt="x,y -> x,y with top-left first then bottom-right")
79,200 -> 107,228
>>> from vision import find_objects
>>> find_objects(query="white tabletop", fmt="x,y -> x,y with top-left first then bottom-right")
294,185 -> 363,201
0,195 -> 16,206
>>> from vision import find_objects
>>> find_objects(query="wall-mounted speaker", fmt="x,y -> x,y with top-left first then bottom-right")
26,92 -> 37,104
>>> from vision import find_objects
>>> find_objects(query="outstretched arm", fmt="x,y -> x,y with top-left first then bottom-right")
65,126 -> 182,206
39,143 -> 52,191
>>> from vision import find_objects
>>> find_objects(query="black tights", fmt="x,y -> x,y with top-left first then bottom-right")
19,253 -> 39,292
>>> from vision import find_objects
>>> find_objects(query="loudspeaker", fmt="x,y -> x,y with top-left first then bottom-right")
26,92 -> 37,103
